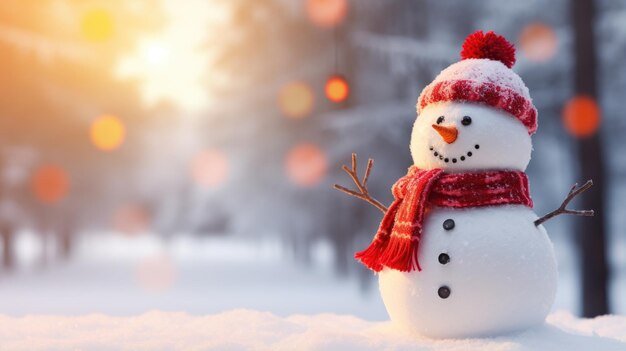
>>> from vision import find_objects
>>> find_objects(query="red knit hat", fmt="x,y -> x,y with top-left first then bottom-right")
417,31 -> 538,134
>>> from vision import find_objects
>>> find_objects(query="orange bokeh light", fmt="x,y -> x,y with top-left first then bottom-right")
136,254 -> 176,292
519,23 -> 557,62
285,144 -> 328,187
306,0 -> 348,28
191,149 -> 229,188
91,115 -> 125,151
81,9 -> 114,42
325,75 -> 350,103
31,165 -> 70,204
278,82 -> 314,119
113,204 -> 151,235
563,95 -> 600,138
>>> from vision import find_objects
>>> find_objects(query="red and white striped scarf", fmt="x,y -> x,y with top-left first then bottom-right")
355,167 -> 533,273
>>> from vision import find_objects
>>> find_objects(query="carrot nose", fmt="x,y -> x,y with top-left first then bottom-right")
432,124 -> 458,144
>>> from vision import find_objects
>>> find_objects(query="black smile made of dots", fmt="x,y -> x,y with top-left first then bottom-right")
429,144 -> 480,163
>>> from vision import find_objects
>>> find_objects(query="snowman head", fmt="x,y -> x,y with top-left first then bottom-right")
411,31 -> 537,172
410,102 -> 531,172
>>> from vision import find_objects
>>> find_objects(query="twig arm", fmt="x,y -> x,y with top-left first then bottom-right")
333,153 -> 388,214
534,180 -> 595,226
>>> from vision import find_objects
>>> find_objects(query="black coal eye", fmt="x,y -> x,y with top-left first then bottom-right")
436,116 -> 445,124
461,116 -> 472,126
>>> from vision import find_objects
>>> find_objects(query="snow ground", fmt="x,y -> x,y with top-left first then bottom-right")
0,232 -> 625,350
0,310 -> 624,350
0,230 -> 623,319
0,231 -> 387,319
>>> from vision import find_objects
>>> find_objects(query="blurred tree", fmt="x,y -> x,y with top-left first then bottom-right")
571,0 -> 609,317
191,0 -> 332,244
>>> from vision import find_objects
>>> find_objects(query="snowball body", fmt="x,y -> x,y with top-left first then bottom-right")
379,206 -> 557,338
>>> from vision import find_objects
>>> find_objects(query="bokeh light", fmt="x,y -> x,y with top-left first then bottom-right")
31,165 -> 70,204
278,82 -> 315,119
81,9 -> 114,42
325,75 -> 350,103
563,95 -> 600,138
285,144 -> 328,187
306,0 -> 348,28
90,115 -> 126,151
519,23 -> 557,62
113,204 -> 151,235
190,149 -> 229,188
135,254 -> 176,292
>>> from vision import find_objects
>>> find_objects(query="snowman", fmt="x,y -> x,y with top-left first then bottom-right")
334,31 -> 593,338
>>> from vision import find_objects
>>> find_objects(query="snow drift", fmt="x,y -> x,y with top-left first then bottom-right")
0,310 -> 624,350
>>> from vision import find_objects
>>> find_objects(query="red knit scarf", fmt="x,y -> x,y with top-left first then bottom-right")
355,167 -> 533,273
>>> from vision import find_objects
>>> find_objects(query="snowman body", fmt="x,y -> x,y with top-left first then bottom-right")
376,100 -> 557,338
379,205 -> 557,338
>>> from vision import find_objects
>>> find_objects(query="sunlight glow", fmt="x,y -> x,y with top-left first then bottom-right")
144,42 -> 169,66
116,1 -> 217,112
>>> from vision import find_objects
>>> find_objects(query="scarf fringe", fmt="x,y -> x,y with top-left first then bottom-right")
378,236 -> 420,272
354,237 -> 385,272
355,236 -> 421,273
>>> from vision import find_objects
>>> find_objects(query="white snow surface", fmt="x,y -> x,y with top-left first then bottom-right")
0,310 -> 625,350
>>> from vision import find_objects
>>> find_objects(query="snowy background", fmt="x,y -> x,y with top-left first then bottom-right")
0,0 -> 624,327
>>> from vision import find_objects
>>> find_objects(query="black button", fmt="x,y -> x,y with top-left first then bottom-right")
438,286 -> 451,299
443,219 -> 455,230
438,253 -> 450,264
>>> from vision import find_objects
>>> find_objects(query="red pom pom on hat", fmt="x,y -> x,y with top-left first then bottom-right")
461,30 -> 516,68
